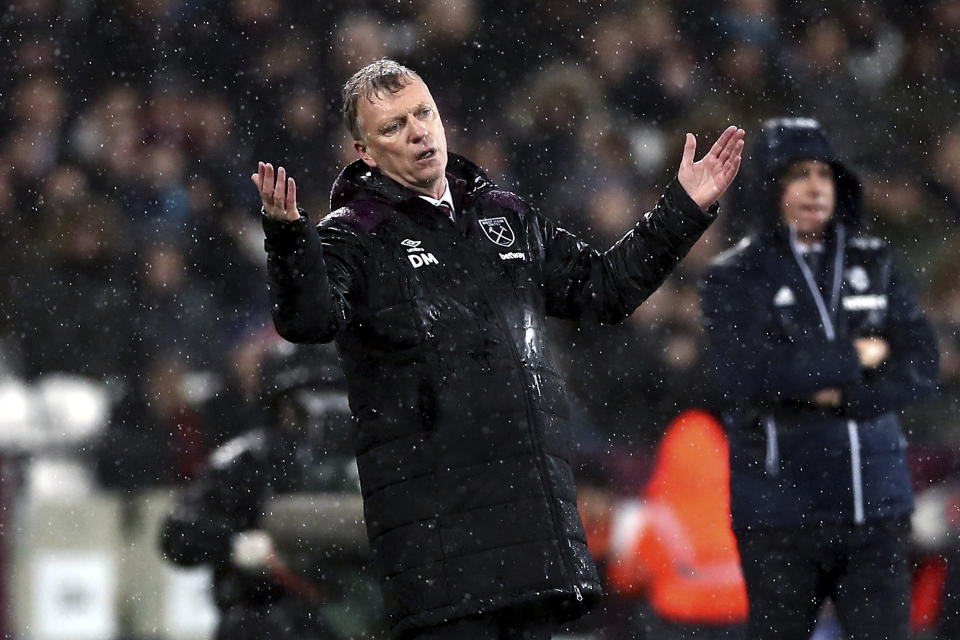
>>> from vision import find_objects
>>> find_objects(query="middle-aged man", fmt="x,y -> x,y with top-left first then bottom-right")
252,59 -> 744,640
700,117 -> 939,640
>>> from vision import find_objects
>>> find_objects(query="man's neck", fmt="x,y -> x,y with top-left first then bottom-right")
796,233 -> 824,247
406,178 -> 446,200
416,178 -> 451,205
428,181 -> 446,200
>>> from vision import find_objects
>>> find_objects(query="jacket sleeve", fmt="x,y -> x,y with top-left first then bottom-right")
541,179 -> 718,323
699,258 -> 862,407
262,213 -> 367,344
841,255 -> 940,419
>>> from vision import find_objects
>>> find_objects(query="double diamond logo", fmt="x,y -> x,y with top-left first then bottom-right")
478,217 -> 516,247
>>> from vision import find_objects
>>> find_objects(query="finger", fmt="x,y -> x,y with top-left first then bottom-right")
718,136 -> 745,169
716,129 -> 741,164
285,176 -> 297,212
251,162 -> 263,190
263,163 -> 275,203
723,152 -> 742,184
725,137 -> 745,165
681,133 -> 696,168
273,166 -> 287,206
252,161 -> 265,188
706,126 -> 735,159
708,125 -> 738,159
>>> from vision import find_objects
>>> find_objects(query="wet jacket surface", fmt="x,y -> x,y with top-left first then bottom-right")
700,223 -> 939,531
261,153 -> 717,633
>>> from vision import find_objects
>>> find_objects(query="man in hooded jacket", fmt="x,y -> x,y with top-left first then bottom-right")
700,117 -> 939,640
252,59 -> 744,639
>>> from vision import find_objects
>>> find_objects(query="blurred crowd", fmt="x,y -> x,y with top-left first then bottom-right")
1,0 -> 959,493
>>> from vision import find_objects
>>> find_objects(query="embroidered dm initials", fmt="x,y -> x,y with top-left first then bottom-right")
402,239 -> 440,269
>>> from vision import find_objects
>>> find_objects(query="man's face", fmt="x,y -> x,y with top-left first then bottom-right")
779,159 -> 836,238
354,77 -> 448,198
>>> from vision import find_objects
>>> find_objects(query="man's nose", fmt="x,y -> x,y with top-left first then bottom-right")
809,176 -> 829,195
801,175 -> 822,195
408,116 -> 429,142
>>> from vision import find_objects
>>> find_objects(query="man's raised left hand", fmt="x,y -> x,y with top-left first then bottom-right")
677,125 -> 746,210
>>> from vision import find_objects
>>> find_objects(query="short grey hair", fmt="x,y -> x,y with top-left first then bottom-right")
342,59 -> 422,142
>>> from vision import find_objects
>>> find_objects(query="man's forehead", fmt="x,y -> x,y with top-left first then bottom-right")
786,159 -> 832,171
360,78 -> 433,118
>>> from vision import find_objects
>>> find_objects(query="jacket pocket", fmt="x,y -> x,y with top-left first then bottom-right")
354,302 -> 424,352
856,412 -> 907,454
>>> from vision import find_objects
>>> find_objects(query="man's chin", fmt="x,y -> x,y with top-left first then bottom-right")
413,169 -> 447,188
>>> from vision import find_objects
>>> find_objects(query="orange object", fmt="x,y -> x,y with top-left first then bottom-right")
608,409 -> 748,625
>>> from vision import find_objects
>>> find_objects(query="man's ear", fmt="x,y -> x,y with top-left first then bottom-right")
354,140 -> 376,168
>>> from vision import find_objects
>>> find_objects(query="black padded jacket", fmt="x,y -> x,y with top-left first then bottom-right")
261,153 -> 718,634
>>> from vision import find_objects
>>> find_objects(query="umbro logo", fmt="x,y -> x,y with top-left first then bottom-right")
401,238 -> 440,269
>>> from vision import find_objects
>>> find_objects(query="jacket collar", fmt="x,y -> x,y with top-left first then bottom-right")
784,222 -> 847,341
329,152 -> 495,213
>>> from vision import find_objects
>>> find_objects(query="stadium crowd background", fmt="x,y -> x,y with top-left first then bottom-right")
1,0 -> 959,636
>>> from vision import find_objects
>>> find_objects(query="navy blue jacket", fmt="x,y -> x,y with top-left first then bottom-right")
262,153 -> 717,633
700,221 -> 939,531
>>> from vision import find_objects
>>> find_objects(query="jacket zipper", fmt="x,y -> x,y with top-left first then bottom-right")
456,215 -> 583,600
764,415 -> 780,477
847,420 -> 865,524
489,304 -> 582,598
787,223 -> 845,341
790,225 -> 866,525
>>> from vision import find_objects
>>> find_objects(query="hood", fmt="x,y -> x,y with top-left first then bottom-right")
734,117 -> 863,233
329,152 -> 496,212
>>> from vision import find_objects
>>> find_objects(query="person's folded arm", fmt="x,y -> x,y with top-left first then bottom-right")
700,262 -> 862,407
841,257 -> 939,418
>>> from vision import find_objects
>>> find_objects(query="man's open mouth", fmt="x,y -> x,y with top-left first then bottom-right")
417,149 -> 436,160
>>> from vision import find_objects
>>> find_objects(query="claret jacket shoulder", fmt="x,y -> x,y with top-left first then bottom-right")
262,152 -> 717,634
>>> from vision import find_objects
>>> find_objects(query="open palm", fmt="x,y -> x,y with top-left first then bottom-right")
677,126 -> 745,210
252,162 -> 301,221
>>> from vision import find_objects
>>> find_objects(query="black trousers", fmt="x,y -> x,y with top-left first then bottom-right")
736,519 -> 911,640
403,607 -> 554,640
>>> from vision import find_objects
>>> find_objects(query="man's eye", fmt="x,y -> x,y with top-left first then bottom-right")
383,122 -> 400,134
418,108 -> 432,118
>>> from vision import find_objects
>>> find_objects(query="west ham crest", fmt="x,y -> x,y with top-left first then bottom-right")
478,217 -> 516,247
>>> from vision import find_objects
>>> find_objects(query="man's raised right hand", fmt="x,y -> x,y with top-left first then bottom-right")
252,162 -> 301,221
